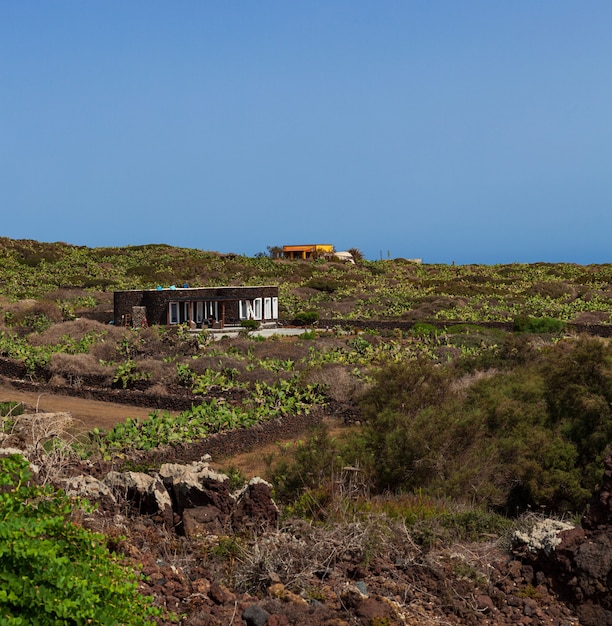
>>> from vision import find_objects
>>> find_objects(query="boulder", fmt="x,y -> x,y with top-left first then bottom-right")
182,505 -> 227,537
61,474 -> 117,509
159,460 -> 234,516
232,477 -> 279,532
104,471 -> 173,526
518,454 -> 612,626
0,447 -> 29,459
512,518 -> 574,556
242,604 -> 271,626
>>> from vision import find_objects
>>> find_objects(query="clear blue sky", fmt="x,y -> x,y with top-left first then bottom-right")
2,2 -> 611,264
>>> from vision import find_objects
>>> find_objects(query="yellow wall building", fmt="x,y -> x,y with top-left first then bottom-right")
281,244 -> 335,260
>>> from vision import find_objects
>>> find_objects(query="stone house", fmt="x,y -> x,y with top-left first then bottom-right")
113,285 -> 279,328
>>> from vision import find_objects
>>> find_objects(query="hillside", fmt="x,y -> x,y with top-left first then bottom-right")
1,238 -> 612,624
2,236 -> 612,326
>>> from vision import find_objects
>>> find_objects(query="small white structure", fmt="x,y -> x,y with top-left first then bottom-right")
334,251 -> 355,264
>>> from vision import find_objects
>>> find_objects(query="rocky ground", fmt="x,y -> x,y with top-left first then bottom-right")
2,382 -> 612,625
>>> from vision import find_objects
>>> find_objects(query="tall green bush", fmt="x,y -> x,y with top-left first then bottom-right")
0,455 -> 161,625
357,359 -> 455,492
355,340 -> 608,514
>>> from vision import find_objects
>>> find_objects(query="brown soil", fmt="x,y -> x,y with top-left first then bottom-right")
0,382 -> 162,433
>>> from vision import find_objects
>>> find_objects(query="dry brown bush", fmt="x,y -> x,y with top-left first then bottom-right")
87,326 -> 133,361
449,369 -> 497,398
49,353 -> 113,386
2,410 -> 80,485
215,336 -> 252,355
233,517 -> 419,594
248,338 -> 311,363
315,335 -> 359,352
188,355 -> 245,376
4,299 -> 64,326
145,383 -> 170,397
290,286 -> 319,299
133,326 -> 200,358
573,311 -> 612,325
134,326 -> 167,357
240,368 -> 291,387
524,281 -> 579,300
45,287 -> 89,301
301,364 -> 367,404
0,295 -> 12,328
48,374 -> 67,388
29,318 -> 111,347
135,358 -> 176,385
90,340 -> 121,363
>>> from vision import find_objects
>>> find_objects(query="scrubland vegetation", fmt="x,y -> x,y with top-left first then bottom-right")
1,238 -> 612,622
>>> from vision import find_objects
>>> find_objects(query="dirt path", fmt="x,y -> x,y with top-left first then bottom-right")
0,383 -> 160,432
0,383 -> 355,479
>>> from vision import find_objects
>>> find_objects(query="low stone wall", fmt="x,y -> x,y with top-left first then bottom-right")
0,358 -> 26,379
134,410 -> 324,467
316,318 -> 612,337
1,377 -> 196,412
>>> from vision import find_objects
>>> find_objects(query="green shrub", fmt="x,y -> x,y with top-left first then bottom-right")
513,315 -> 565,333
0,402 -> 23,418
410,322 -> 440,337
265,424 -> 343,510
304,277 -> 339,292
294,310 -> 320,326
438,508 -> 512,542
0,454 -> 161,625
112,359 -> 151,389
240,319 -> 260,331
540,337 -> 612,488
359,358 -> 453,423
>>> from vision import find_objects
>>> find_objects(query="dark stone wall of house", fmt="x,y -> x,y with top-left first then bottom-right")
114,286 -> 279,326
224,300 -> 240,325
113,291 -> 146,326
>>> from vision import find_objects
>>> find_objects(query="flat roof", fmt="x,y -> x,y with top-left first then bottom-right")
115,285 -> 277,293
282,244 -> 333,250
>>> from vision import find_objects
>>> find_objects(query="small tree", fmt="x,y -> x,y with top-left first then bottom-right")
347,247 -> 364,262
266,245 -> 283,259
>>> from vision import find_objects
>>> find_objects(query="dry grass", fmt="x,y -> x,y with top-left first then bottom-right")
448,369 -> 497,398
1,409 -> 81,485
232,516 -> 420,594
188,354 -> 245,375
248,337 -> 311,362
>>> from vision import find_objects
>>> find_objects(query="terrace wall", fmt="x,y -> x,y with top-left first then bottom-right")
317,318 -> 612,337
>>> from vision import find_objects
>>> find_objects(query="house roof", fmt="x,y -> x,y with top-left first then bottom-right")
115,285 -> 277,294
282,244 -> 334,252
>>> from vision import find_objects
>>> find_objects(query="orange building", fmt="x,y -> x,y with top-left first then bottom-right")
281,244 -> 334,260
